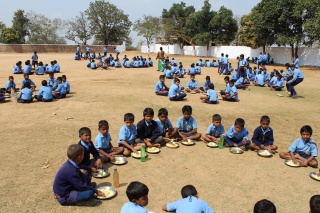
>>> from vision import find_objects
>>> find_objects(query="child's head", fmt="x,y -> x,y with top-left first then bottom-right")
234,118 -> 245,132
182,105 -> 192,119
61,75 -> 67,81
181,185 -> 198,198
25,60 -> 30,65
24,73 -> 29,79
24,82 -> 31,89
79,127 -> 91,143
42,80 -> 48,86
310,195 -> 320,213
212,114 -> 222,127
208,84 -> 214,90
172,73 -> 177,78
158,108 -> 168,122
126,181 -> 149,207
159,75 -> 165,82
39,61 -> 43,66
190,74 -> 195,80
254,199 -> 276,213
143,108 -> 154,122
67,144 -> 84,163
49,73 -> 54,78
205,76 -> 210,82
124,113 -> 134,128
57,77 -> 62,83
9,76 -> 14,81
191,63 -> 195,67
224,76 -> 230,83
174,78 -> 180,85
260,115 -> 270,130
300,125 -> 312,141
229,79 -> 235,86
98,120 -> 109,136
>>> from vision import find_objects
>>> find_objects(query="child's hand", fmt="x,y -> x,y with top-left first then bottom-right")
97,190 -> 105,196
301,160 -> 308,167
111,147 -> 118,152
233,131 -> 238,135
292,158 -> 298,164
110,155 -> 116,162
96,159 -> 103,169
234,144 -> 238,147
260,145 -> 265,149
91,167 -> 98,173
242,138 -> 247,144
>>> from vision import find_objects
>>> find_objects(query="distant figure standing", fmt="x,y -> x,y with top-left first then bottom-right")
103,46 -> 108,57
114,48 -> 120,60
267,53 -> 271,63
85,45 -> 91,58
294,55 -> 299,68
156,47 -> 165,71
31,51 -> 38,70
76,45 -> 80,60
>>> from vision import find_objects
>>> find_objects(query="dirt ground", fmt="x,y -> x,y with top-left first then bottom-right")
0,51 -> 319,213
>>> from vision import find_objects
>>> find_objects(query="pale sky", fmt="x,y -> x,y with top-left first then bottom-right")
0,0 -> 261,45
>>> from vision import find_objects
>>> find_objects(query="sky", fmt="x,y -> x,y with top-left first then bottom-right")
0,0 -> 261,45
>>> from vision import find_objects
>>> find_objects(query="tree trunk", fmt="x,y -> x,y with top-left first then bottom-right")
262,45 -> 266,53
180,43 -> 184,56
206,42 -> 209,57
291,44 -> 294,63
294,41 -> 299,58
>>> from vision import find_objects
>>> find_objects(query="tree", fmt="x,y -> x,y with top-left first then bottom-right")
85,0 -> 132,45
133,15 -> 162,56
12,10 -> 29,43
0,21 -> 5,36
26,11 -> 66,44
0,27 -> 21,44
66,12 -> 91,45
238,13 -> 259,48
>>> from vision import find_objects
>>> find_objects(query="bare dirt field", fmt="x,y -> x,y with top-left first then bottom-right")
0,51 -> 319,213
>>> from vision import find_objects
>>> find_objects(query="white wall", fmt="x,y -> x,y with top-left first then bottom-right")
141,44 -> 320,66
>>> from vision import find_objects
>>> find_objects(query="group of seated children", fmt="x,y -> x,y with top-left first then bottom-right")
124,55 -> 153,68
12,59 -> 61,75
7,73 -> 70,103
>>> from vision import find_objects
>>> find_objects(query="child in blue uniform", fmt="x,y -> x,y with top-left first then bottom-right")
12,61 -> 23,74
186,75 -> 199,93
249,115 -> 277,152
17,82 -> 33,103
48,73 -> 57,90
94,120 -> 123,163
202,114 -> 225,143
31,51 -> 38,70
22,74 -> 36,91
120,181 -> 149,213
61,75 -> 70,94
162,185 -> 215,213
53,60 -> 60,73
280,125 -> 318,167
195,63 -> 202,74
188,63 -> 196,75
287,64 -> 304,98
176,105 -> 201,141
200,84 -> 218,104
270,74 -> 284,91
24,60 -> 33,75
35,61 -> 45,75
34,80 -> 53,102
221,80 -> 238,101
225,118 -> 251,149
5,76 -> 17,93
53,144 -> 103,206
53,77 -> 67,99
169,78 -> 187,101
155,108 -> 178,142
200,76 -> 213,92
155,75 -> 169,96
220,76 -> 230,96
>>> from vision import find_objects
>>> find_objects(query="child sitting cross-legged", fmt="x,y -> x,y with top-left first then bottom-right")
199,84 -> 218,104
155,108 -> 178,142
176,105 -> 201,141
225,118 -> 251,150
33,80 -> 53,102
202,114 -> 225,143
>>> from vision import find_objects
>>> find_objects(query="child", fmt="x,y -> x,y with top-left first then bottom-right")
53,60 -> 60,73
148,57 -> 153,67
154,75 -> 169,96
162,185 -> 214,213
310,195 -> 320,213
249,115 -> 277,152
95,120 -> 123,162
195,63 -> 202,74
53,144 -> 103,206
254,71 -> 265,87
53,77 -> 67,99
164,65 -> 173,79
61,75 -> 70,94
200,84 -> 218,104
188,63 -> 196,75
45,61 -> 54,73
221,80 -> 238,102
225,118 -> 251,149
34,80 -> 53,102
176,105 -> 201,141
136,108 -> 164,147
235,74 -> 250,90
155,108 -> 178,142
120,181 -> 149,213
21,74 -> 36,91
203,114 -> 225,143
287,64 -> 304,98
78,127 -> 103,177
270,74 -> 284,91
186,74 -> 199,93
35,61 -> 45,75
254,199 -> 276,213
24,60 -> 33,75
280,125 -> 318,167
48,73 -> 57,90
220,76 -> 230,96
5,76 -> 17,93
17,82 -> 33,103
118,113 -> 143,157
177,65 -> 185,78
31,51 -> 38,70
90,60 -> 97,69
168,78 -> 187,101
200,76 -> 213,92
12,61 -> 23,74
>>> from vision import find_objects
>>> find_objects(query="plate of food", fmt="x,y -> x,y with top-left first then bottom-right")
181,139 -> 195,146
166,142 -> 179,148
95,186 -> 117,200
310,172 -> 320,182
4,95 -> 11,98
257,150 -> 273,157
229,147 -> 244,154
285,159 -> 301,167
146,147 -> 160,154
92,168 -> 109,178
131,151 -> 148,159
207,142 -> 218,148
111,156 -> 127,165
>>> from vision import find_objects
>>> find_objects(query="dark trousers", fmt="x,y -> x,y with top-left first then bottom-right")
170,93 -> 186,101
225,137 -> 251,147
288,78 -> 303,96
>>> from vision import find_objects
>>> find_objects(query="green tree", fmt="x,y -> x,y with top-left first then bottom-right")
238,13 -> 259,48
133,15 -> 162,56
66,12 -> 91,45
12,10 -> 29,43
0,27 -> 21,44
85,0 -> 132,45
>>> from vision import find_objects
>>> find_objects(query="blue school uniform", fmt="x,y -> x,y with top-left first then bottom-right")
154,81 -> 168,93
226,125 -> 249,144
133,60 -> 139,68
203,80 -> 213,91
37,86 -> 53,100
197,60 -> 202,66
195,65 -> 201,74
115,61 -> 121,67
78,140 -> 101,171
138,60 -> 143,67
148,60 -> 153,66
205,61 -> 211,67
56,83 -> 67,95
120,202 -> 147,213
118,124 -> 137,145
166,196 -> 215,213
31,54 -> 38,62
255,74 -> 265,86
46,66 -> 54,73
22,79 -> 35,87
252,126 -> 274,146
124,61 -> 131,68
165,69 -> 173,78
6,81 -> 16,90
177,68 -> 185,77
225,82 -> 231,92
48,78 -> 57,89
288,68 -> 304,83
187,80 -> 198,90
90,62 -> 97,69
231,73 -> 238,80
263,72 -> 270,81
294,58 -> 299,68
171,66 -> 178,73
24,65 -> 31,74
274,78 -> 284,87
220,56 -> 225,63
36,66 -> 45,75
103,47 -> 107,54
212,61 -> 218,67
168,84 -> 182,98
172,59 -> 178,65
235,77 -> 244,86
188,67 -> 196,75
288,138 -> 317,158
91,53 -> 96,59
63,81 -> 70,93
258,54 -> 263,63
53,64 -> 60,72
155,118 -> 173,135
229,85 -> 238,99
269,76 -> 277,85
12,65 -> 22,74
206,124 -> 225,137
224,57 -> 229,64
176,116 -> 197,132
95,132 -> 112,152
206,89 -> 218,101
20,87 -> 33,100
246,70 -> 254,79
238,59 -> 248,67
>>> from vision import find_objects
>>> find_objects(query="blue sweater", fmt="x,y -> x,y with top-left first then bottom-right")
251,126 -> 274,146
78,140 -> 101,171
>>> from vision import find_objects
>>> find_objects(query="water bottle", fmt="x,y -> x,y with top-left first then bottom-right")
141,145 -> 146,162
113,168 -> 119,188
219,134 -> 225,149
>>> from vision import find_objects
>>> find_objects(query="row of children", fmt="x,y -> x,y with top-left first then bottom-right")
12,60 -> 61,75
75,46 -> 120,60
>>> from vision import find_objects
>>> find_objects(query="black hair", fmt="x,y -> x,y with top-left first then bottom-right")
212,114 -> 222,121
25,60 -> 30,65
181,185 -> 197,198
39,61 -> 43,66
208,84 -> 214,90
126,181 -> 149,201
235,118 -> 245,127
143,108 -> 154,117
24,82 -> 31,88
260,115 -> 270,123
159,75 -> 165,79
79,127 -> 91,136
205,76 -> 210,80
310,195 -> 320,213
9,76 -> 14,80
190,74 -> 195,78
254,199 -> 276,213
229,79 -> 235,84
174,78 -> 180,83
124,113 -> 134,122
285,63 -> 290,67
61,75 -> 66,79
224,76 -> 230,81
158,108 -> 168,116
67,144 -> 84,161
191,63 -> 195,67
300,125 -> 313,136
24,73 -> 29,77
41,80 -> 48,86
182,105 -> 192,114
57,77 -> 62,82
98,120 -> 109,128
